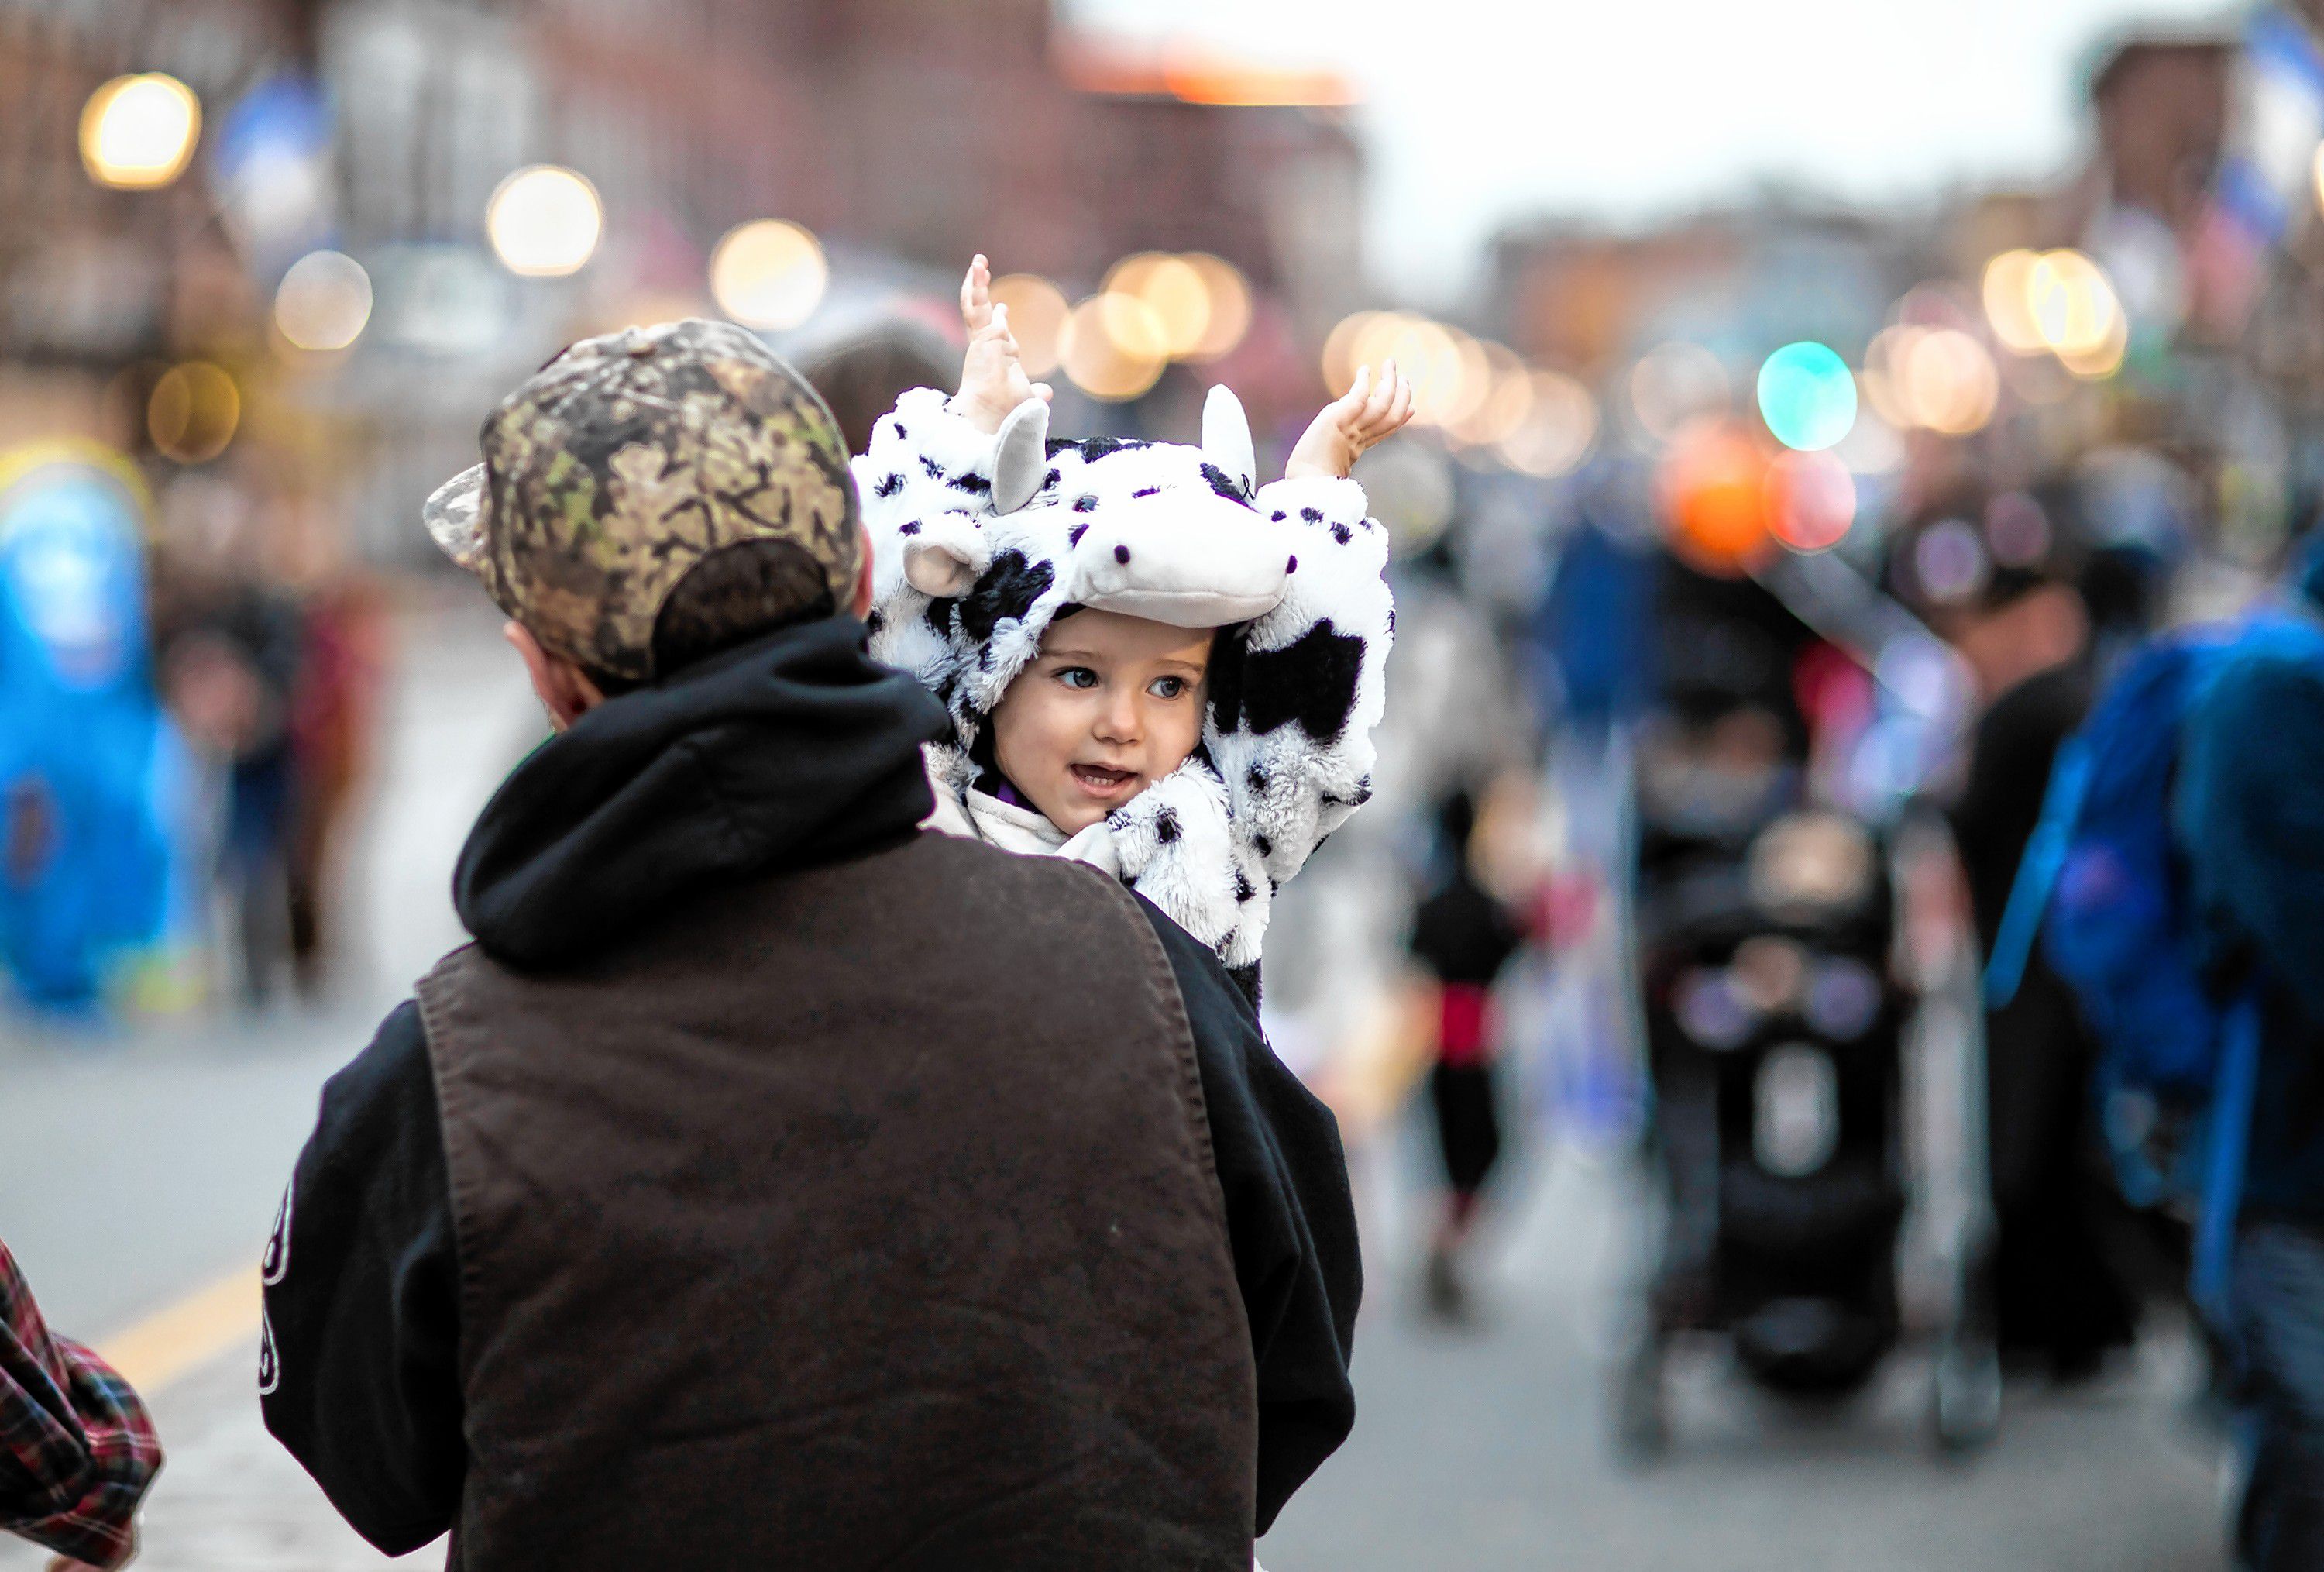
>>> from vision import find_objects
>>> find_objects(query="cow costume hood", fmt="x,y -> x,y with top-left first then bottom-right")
855,384 -> 1394,980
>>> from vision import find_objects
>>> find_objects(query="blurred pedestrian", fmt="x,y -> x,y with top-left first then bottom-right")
1,1238 -> 162,1570
150,476 -> 308,1006
1896,492 -> 2141,1380
1406,787 -> 1531,1321
270,497 -> 389,999
2174,538 -> 2324,1571
261,319 -> 1360,1570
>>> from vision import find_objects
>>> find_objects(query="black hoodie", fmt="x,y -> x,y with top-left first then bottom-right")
259,617 -> 1360,1553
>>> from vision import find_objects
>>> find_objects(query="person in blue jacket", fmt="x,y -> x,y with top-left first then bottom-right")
2176,542 -> 2324,1572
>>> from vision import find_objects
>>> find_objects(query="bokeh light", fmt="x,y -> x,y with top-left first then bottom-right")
486,165 -> 603,277
1342,313 -> 1471,425
1448,342 -> 1535,447
1104,253 -> 1207,357
147,363 -> 240,463
2026,249 -> 2121,359
273,250 -> 373,353
1913,517 -> 1991,606
1494,370 -> 1597,477
1859,325 -> 1922,429
1321,310 -> 1382,395
1755,342 -> 1858,452
1097,252 -> 1252,363
1629,342 -> 1729,444
1765,449 -> 1858,552
2055,306 -> 2129,380
1659,421 -> 1774,575
80,74 -> 201,190
709,219 -> 828,329
1181,253 -> 1251,360
1899,329 -> 1999,435
989,273 -> 1069,377
1981,250 -> 2046,353
1058,292 -> 1167,401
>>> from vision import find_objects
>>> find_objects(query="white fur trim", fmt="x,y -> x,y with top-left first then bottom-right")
865,393 -> 1394,969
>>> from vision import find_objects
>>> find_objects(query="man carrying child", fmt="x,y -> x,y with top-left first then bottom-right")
259,318 -> 1360,1569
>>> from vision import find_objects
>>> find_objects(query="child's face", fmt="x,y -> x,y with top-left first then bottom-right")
990,607 -> 1213,835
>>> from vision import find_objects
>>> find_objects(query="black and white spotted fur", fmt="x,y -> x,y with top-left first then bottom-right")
855,384 -> 1391,976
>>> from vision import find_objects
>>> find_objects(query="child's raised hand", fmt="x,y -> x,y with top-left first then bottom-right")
949,253 -> 1054,435
1284,361 -> 1415,481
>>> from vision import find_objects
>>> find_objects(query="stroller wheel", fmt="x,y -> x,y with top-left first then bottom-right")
1611,1336 -> 1671,1462
1929,1331 -> 2001,1456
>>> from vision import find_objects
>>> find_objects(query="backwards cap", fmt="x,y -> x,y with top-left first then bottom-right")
423,317 -> 858,683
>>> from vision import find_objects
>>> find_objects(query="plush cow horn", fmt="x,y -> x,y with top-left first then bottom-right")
1201,385 -> 1256,496
991,396 -> 1051,514
902,540 -> 980,597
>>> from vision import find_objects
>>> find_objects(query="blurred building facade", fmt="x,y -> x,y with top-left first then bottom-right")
0,0 -> 1367,563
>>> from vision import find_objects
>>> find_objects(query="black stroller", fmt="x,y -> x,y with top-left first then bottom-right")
1613,789 -> 2000,1456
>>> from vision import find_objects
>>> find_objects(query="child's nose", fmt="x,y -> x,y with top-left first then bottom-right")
1095,687 -> 1143,744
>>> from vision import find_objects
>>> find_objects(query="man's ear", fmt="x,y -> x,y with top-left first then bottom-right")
851,521 -> 876,621
504,621 -> 607,731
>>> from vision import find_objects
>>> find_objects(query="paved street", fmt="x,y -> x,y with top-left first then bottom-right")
0,599 -> 2233,1569
0,1085 -> 2236,1571
1263,1144 -> 2227,1571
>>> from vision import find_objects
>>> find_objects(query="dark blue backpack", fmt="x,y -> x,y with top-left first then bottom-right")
1985,609 -> 2324,1318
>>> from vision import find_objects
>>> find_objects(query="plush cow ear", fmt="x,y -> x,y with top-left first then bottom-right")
992,397 -> 1051,514
902,538 -> 980,597
1201,385 -> 1256,496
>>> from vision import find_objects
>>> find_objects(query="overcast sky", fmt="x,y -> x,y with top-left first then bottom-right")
1068,0 -> 2239,305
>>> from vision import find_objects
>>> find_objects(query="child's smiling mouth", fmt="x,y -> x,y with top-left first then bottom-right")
1067,762 -> 1140,800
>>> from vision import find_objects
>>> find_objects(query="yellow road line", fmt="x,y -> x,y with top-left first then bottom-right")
95,1267 -> 261,1395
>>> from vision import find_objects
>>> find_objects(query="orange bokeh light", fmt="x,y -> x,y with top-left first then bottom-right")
1659,421 -> 1776,576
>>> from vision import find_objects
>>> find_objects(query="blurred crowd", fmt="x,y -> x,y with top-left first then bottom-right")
15,0 -> 2324,1565
0,449 -> 387,1017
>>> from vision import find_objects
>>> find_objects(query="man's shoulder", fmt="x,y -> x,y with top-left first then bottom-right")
321,1000 -> 437,1123
864,828 -> 1140,915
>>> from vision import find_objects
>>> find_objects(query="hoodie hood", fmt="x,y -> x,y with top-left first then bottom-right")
851,387 -> 1394,974
454,615 -> 947,969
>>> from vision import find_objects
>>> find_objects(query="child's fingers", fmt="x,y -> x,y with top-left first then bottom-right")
971,304 -> 1016,349
1387,373 -> 1416,431
1364,376 -> 1400,437
1373,370 -> 1410,432
961,255 -> 992,329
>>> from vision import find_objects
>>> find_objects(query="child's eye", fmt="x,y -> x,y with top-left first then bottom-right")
1150,676 -> 1189,700
1056,667 -> 1098,690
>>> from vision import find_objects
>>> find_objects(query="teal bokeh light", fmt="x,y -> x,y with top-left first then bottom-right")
1755,342 -> 1858,452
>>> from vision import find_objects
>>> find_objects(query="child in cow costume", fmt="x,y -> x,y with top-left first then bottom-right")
858,259 -> 1411,996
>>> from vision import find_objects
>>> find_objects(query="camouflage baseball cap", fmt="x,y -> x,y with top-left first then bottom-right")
423,317 -> 860,683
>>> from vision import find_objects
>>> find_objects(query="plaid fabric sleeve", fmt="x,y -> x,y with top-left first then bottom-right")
1,1241 -> 163,1570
